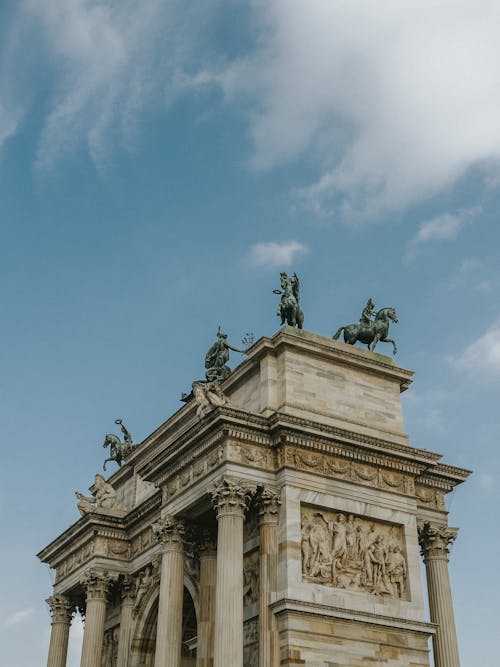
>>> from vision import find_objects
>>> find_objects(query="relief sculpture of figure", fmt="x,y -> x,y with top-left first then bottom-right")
386,546 -> 407,597
205,327 -> 246,383
273,272 -> 304,329
307,513 -> 331,577
302,509 -> 408,599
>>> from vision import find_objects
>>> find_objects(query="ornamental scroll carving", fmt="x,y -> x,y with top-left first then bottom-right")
301,505 -> 408,599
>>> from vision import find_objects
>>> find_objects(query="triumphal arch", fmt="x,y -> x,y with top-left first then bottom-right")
39,326 -> 470,667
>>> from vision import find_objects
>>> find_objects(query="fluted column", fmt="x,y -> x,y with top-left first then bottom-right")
152,515 -> 186,667
212,478 -> 255,667
46,595 -> 74,667
116,576 -> 136,667
196,529 -> 217,667
80,570 -> 116,667
256,488 -> 281,667
418,521 -> 460,667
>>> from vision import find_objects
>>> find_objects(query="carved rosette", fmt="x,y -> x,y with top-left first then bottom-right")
255,487 -> 281,526
211,478 -> 255,519
418,521 -> 458,560
80,569 -> 116,601
46,595 -> 74,624
152,515 -> 185,553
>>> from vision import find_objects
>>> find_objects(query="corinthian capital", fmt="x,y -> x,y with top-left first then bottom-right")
211,478 -> 256,519
80,569 -> 116,600
255,487 -> 281,525
418,521 -> 458,559
46,595 -> 74,624
152,515 -> 185,552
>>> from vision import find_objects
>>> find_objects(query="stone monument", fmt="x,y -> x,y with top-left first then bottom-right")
39,326 -> 470,667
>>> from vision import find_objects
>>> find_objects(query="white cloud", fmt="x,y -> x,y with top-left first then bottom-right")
3,607 -> 34,627
247,240 -> 308,268
453,321 -> 500,376
1,0 -> 217,168
403,207 -> 479,262
212,1 -> 500,219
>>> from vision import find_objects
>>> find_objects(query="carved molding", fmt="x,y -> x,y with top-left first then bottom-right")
46,595 -> 74,624
418,521 -> 458,559
152,515 -> 185,553
80,569 -> 117,600
211,478 -> 256,519
301,505 -> 409,600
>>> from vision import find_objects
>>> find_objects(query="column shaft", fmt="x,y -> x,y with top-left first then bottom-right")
214,513 -> 244,667
257,489 -> 281,667
80,599 -> 107,667
196,549 -> 217,667
425,557 -> 460,667
152,516 -> 185,667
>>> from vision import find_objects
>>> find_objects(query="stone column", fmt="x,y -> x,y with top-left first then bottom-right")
80,569 -> 115,667
212,478 -> 254,667
116,576 -> 136,667
196,529 -> 217,667
46,595 -> 74,667
256,488 -> 281,667
418,521 -> 460,667
152,515 -> 186,667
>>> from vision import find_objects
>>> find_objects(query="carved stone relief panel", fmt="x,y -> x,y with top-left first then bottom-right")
102,626 -> 119,667
243,550 -> 259,606
301,504 -> 409,600
243,619 -> 258,667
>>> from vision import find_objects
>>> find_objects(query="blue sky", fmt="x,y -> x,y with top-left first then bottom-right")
1,2 -> 499,665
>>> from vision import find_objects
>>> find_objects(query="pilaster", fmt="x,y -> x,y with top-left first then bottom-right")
256,487 -> 281,667
116,576 -> 136,667
195,528 -> 218,667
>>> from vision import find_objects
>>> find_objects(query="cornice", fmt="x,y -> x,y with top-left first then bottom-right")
270,598 -> 435,635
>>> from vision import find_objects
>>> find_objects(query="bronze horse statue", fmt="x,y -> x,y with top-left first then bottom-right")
274,272 -> 304,329
333,307 -> 398,354
102,419 -> 136,470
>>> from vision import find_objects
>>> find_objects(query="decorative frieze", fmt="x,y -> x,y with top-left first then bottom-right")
415,486 -> 447,511
301,505 -> 409,599
418,521 -> 458,560
284,446 -> 415,495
